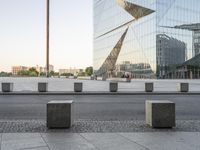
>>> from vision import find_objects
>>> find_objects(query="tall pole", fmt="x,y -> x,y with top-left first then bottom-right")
46,0 -> 50,77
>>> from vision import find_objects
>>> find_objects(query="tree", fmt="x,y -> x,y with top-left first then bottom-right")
0,72 -> 12,77
17,70 -> 30,76
50,71 -> 59,77
85,66 -> 93,76
17,68 -> 39,77
78,72 -> 86,76
29,68 -> 39,76
40,72 -> 46,76
60,73 -> 73,77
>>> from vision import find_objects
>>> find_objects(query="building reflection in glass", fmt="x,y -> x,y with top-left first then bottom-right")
93,0 -> 200,79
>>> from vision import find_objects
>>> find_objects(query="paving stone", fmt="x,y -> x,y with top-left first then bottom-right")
2,133 -> 41,141
41,133 -> 85,143
47,141 -> 97,150
80,133 -> 146,150
1,133 -> 46,150
22,146 -> 49,150
119,132 -> 200,150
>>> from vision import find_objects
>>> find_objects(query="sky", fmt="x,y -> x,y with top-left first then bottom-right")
0,0 -> 93,72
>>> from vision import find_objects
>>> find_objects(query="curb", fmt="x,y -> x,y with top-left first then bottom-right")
0,91 -> 200,95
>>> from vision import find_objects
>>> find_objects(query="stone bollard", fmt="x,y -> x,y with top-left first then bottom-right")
126,78 -> 131,82
38,82 -> 48,92
178,83 -> 189,92
2,83 -> 13,92
74,82 -> 83,92
47,100 -> 74,128
145,82 -> 154,92
109,82 -> 118,92
145,100 -> 175,128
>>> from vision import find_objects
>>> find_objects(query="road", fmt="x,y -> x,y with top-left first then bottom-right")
0,94 -> 199,121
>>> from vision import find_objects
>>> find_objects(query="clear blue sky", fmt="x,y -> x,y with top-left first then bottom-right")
0,0 -> 93,72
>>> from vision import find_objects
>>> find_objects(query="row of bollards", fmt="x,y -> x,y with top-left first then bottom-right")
1,82 -> 190,92
47,100 -> 176,129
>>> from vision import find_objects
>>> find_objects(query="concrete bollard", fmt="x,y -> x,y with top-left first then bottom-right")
126,78 -> 131,82
145,82 -> 154,92
109,82 -> 118,92
74,82 -> 83,92
47,100 -> 74,128
2,83 -> 13,92
178,83 -> 189,92
38,82 -> 48,92
146,100 -> 175,128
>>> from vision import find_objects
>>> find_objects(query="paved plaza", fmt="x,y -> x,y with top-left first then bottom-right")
0,77 -> 200,92
1,132 -> 200,150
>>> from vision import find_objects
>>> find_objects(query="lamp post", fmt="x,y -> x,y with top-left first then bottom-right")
46,0 -> 50,77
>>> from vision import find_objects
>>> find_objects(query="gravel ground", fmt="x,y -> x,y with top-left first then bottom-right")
0,120 -> 200,133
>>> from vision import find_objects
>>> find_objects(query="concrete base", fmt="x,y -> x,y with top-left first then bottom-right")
38,83 -> 48,92
126,78 -> 131,82
146,100 -> 175,128
74,82 -> 83,92
145,83 -> 153,92
47,100 -> 74,128
178,83 -> 189,92
110,82 -> 118,92
2,83 -> 13,92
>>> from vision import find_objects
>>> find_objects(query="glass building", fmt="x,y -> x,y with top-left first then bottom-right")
93,0 -> 200,79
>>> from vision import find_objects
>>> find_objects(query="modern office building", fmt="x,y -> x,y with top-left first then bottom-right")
93,0 -> 200,79
156,34 -> 186,78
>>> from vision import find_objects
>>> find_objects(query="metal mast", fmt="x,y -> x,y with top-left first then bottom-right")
46,0 -> 50,77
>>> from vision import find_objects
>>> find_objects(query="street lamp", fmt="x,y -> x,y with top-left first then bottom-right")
46,0 -> 50,77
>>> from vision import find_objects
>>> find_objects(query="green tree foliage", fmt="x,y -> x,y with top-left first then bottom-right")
40,72 -> 46,76
49,71 -> 59,77
78,72 -> 86,76
85,66 -> 93,76
29,68 -> 39,76
0,72 -> 12,77
17,68 -> 39,77
60,73 -> 73,77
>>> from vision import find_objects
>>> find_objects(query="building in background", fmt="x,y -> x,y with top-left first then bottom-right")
44,65 -> 54,73
12,65 -> 54,75
165,53 -> 200,79
59,68 -> 84,76
12,66 -> 29,75
35,65 -> 44,74
93,0 -> 200,79
162,23 -> 200,57
156,34 -> 186,78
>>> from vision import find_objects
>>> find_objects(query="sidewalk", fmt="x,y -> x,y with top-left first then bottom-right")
0,132 -> 200,150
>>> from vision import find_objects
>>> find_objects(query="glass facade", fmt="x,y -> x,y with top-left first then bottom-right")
93,0 -> 200,79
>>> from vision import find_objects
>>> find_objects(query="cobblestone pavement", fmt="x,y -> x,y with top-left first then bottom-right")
0,120 -> 200,133
0,132 -> 200,150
